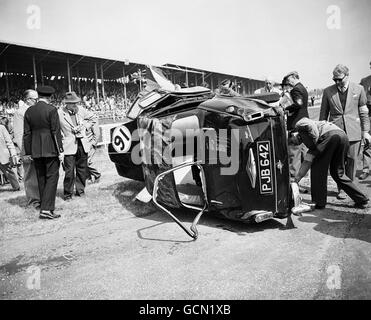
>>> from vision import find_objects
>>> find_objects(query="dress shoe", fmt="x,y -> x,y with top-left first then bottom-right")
358,172 -> 369,180
64,196 -> 72,201
315,204 -> 326,210
354,200 -> 370,209
75,192 -> 85,197
39,211 -> 61,219
336,190 -> 347,200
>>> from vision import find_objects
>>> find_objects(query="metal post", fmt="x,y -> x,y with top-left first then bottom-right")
94,62 -> 99,104
123,64 -> 127,109
4,61 -> 9,101
185,68 -> 188,87
210,75 -> 214,91
66,58 -> 71,92
32,55 -> 37,89
76,68 -> 81,97
202,72 -> 205,86
40,63 -> 44,85
100,64 -> 105,101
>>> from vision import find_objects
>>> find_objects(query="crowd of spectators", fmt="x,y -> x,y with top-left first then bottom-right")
0,74 -> 139,121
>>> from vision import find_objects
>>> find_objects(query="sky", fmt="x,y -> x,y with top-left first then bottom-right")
0,0 -> 370,89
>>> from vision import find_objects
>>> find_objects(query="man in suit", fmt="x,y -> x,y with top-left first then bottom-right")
13,89 -> 40,208
58,92 -> 97,200
254,77 -> 282,95
358,60 -> 371,180
24,85 -> 64,219
283,71 -> 309,193
86,119 -> 101,183
320,64 -> 371,199
0,123 -> 20,191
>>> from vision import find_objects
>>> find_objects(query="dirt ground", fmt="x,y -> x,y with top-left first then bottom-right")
1,108 -> 370,300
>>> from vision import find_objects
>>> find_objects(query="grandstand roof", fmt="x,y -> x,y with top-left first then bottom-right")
0,42 -> 265,87
0,42 -> 144,80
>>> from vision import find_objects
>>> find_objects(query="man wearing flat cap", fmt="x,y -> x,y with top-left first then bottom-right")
283,71 -> 309,191
58,91 -> 97,201
24,85 -> 64,219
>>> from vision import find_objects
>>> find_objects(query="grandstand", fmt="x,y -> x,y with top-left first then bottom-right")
0,41 -> 267,144
0,42 -> 265,106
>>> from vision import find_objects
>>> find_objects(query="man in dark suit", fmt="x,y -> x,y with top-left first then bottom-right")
320,64 -> 371,199
283,71 -> 309,192
23,85 -> 64,219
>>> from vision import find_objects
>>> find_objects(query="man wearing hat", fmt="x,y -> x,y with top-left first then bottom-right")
282,71 -> 309,192
320,64 -> 371,200
58,91 -> 97,201
24,85 -> 64,219
215,79 -> 241,96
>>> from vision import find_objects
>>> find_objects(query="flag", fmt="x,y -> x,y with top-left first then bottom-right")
142,65 -> 176,93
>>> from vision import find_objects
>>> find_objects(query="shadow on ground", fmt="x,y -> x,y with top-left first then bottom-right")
298,208 -> 371,244
110,180 -> 287,241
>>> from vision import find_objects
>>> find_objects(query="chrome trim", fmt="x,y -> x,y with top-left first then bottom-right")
152,160 -> 208,240
270,119 -> 278,213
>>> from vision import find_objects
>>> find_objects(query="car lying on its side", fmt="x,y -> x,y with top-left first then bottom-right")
108,86 -> 307,239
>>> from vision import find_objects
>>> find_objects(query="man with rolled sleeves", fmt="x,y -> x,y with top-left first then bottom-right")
358,61 -> 371,180
292,117 -> 369,209
23,85 -> 64,219
13,89 -> 40,209
283,71 -> 309,193
320,64 -> 371,200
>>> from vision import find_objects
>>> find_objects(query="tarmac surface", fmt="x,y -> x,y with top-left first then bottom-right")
0,106 -> 370,300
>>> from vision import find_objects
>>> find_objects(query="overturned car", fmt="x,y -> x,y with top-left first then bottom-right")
108,86 -> 307,239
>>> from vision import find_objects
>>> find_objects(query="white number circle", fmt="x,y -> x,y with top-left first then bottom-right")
112,125 -> 132,153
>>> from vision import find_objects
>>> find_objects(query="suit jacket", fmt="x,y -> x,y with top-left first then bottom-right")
13,102 -> 29,156
286,82 -> 309,130
24,101 -> 64,158
86,119 -> 100,148
0,124 -> 17,164
360,74 -> 371,107
319,82 -> 369,142
58,106 -> 97,155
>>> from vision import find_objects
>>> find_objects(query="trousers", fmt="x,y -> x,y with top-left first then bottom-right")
87,145 -> 101,180
34,157 -> 60,211
22,157 -> 40,207
310,131 -> 367,206
0,162 -> 20,190
64,139 -> 88,198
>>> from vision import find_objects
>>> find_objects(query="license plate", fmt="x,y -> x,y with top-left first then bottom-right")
257,141 -> 273,195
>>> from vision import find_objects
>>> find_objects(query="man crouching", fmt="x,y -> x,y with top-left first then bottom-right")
292,117 -> 369,210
